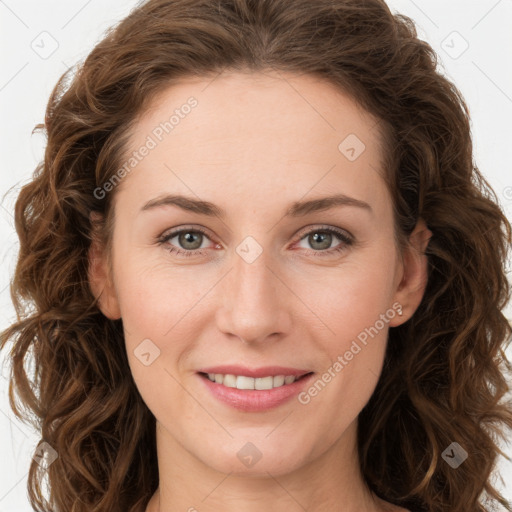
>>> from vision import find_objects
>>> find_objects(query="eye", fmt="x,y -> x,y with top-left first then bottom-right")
157,225 -> 354,258
157,226 -> 217,258
294,226 -> 354,257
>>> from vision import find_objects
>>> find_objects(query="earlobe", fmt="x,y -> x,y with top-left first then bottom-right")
389,218 -> 432,326
87,212 -> 121,320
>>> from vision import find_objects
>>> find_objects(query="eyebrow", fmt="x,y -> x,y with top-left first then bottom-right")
140,193 -> 373,217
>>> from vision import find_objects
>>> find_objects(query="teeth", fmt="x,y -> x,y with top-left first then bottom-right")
205,373 -> 300,389
223,374 -> 237,388
255,376 -> 274,390
273,375 -> 285,387
236,375 -> 255,389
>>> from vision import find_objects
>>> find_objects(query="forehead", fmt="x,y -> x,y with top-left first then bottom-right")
115,70 -> 388,215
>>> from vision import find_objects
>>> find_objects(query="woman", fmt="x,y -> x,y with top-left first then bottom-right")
1,0 -> 511,511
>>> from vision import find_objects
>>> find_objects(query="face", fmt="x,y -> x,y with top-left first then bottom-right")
89,70 -> 429,477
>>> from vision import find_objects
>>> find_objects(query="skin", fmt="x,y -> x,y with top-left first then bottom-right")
89,70 -> 431,512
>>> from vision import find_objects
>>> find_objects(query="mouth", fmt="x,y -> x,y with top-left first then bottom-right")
198,371 -> 313,390
196,366 -> 315,412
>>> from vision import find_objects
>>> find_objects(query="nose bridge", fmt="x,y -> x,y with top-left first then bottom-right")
233,244 -> 274,305
217,238 -> 289,343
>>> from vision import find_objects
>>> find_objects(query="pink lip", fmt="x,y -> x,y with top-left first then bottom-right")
196,365 -> 311,378
197,369 -> 315,412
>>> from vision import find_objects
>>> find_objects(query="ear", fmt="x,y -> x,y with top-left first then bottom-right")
87,211 -> 121,320
389,217 -> 432,327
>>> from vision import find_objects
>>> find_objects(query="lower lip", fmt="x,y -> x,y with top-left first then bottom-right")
198,373 -> 315,412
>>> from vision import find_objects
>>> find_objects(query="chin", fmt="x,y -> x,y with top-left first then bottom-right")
196,439 -> 310,477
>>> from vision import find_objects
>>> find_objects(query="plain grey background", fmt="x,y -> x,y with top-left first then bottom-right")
1,0 -> 511,510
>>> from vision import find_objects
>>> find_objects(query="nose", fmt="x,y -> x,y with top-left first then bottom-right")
215,246 -> 292,345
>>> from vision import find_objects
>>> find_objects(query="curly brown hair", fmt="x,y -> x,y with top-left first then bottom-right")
1,0 -> 511,511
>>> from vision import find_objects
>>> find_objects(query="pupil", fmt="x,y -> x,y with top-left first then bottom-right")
181,232 -> 201,249
311,232 -> 331,250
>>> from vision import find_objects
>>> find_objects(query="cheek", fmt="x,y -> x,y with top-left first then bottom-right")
296,267 -> 394,444
114,256 -> 201,421
114,251 -> 207,341
303,246 -> 398,346
296,245 -> 397,412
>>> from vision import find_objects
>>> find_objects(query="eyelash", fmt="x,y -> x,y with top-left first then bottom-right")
157,225 -> 354,259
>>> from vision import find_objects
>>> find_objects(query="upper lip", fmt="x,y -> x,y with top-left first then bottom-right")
197,365 -> 313,378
